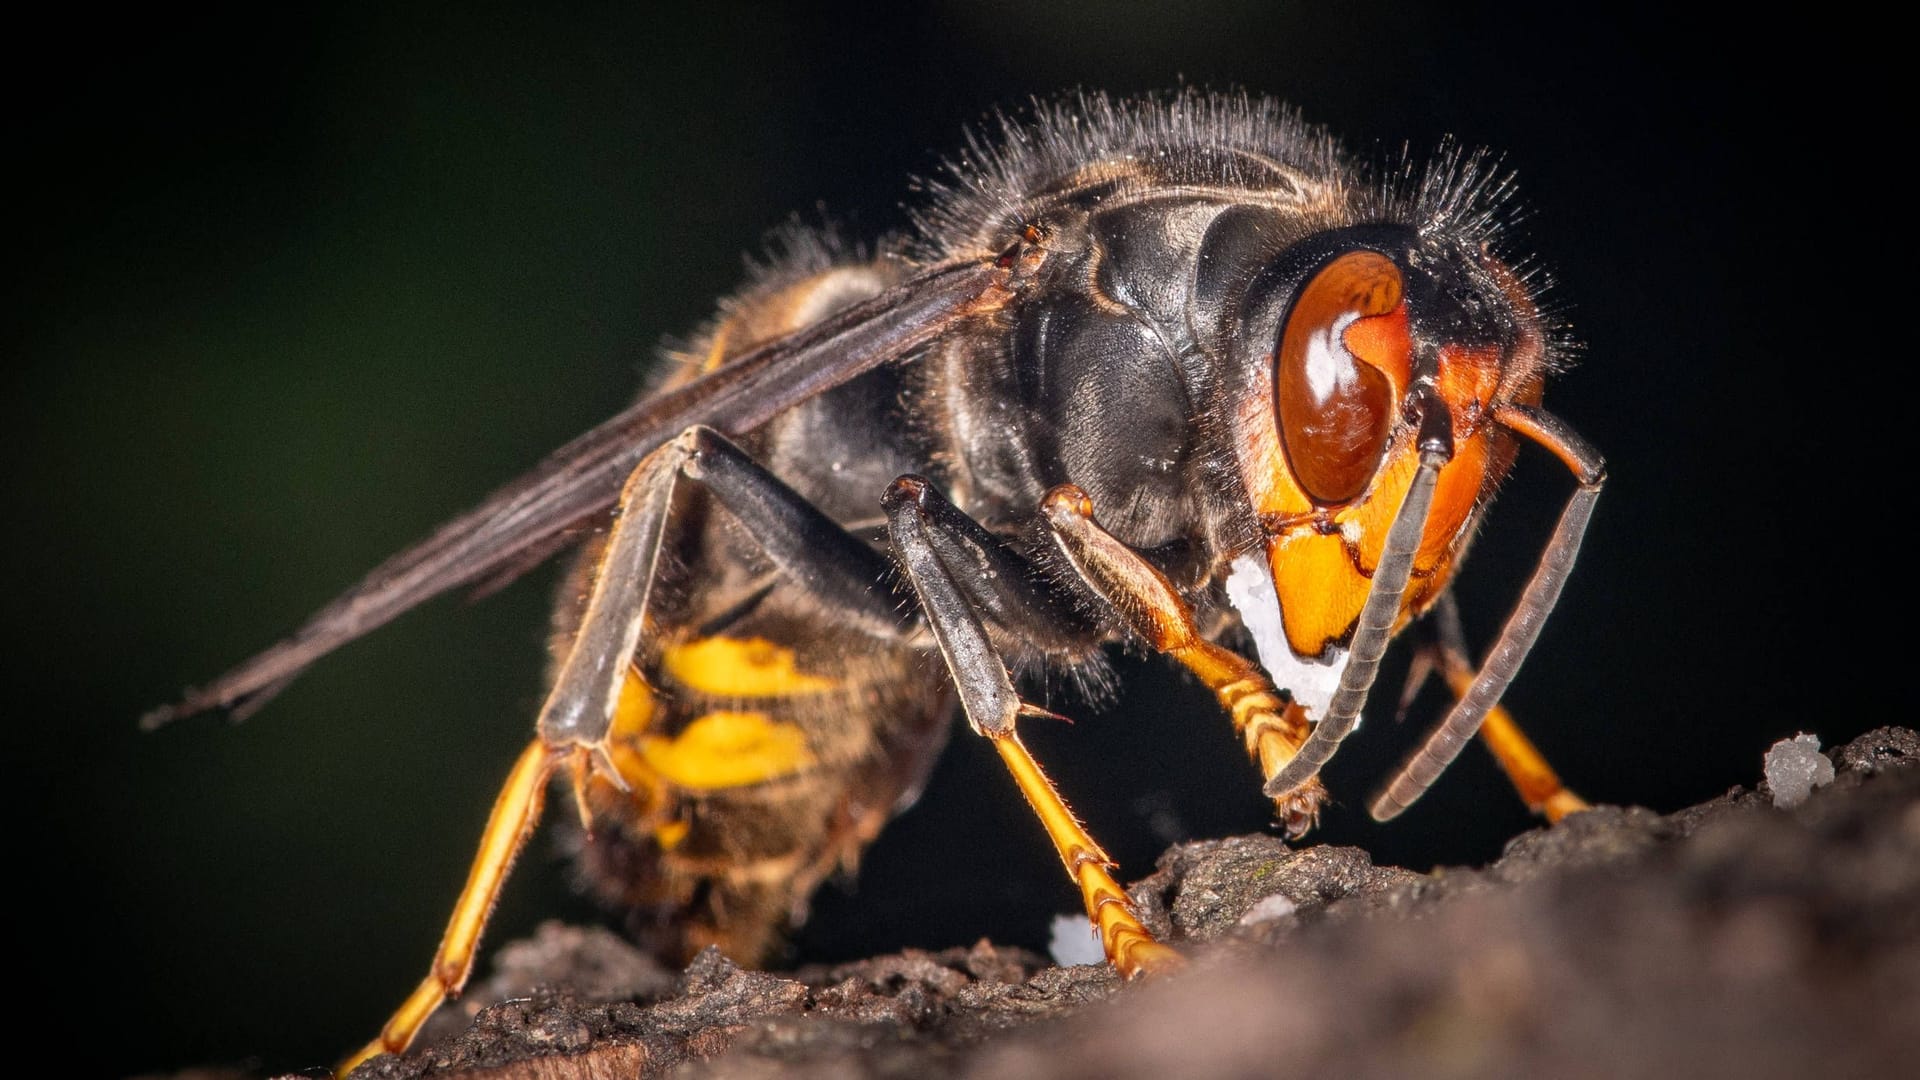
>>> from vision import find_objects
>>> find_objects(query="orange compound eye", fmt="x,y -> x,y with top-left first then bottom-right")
1276,250 -> 1409,505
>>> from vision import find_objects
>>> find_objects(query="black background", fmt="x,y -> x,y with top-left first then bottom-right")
10,4 -> 1864,1077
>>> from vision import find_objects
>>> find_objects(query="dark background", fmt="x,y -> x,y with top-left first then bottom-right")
10,4 -> 1862,1077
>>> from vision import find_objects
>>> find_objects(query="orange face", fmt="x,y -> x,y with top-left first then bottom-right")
1228,250 -> 1528,660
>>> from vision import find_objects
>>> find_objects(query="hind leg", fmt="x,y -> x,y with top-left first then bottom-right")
344,426 -> 919,1073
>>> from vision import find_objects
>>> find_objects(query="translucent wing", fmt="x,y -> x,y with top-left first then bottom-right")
145,257 -> 1014,727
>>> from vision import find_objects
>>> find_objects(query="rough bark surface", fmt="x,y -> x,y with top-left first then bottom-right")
296,727 -> 1920,1080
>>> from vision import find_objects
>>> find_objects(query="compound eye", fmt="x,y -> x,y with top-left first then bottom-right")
1276,250 -> 1408,505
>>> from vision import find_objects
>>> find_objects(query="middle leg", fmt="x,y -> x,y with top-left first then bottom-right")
882,475 -> 1181,977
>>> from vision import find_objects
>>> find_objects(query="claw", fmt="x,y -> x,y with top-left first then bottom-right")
1274,777 -> 1327,840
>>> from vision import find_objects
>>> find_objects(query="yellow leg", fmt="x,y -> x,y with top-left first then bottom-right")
1038,485 -> 1326,835
1168,641 -> 1326,837
990,730 -> 1182,978
339,739 -> 562,1075
1445,667 -> 1588,822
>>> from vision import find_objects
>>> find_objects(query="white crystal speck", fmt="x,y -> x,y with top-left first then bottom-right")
1764,733 -> 1835,809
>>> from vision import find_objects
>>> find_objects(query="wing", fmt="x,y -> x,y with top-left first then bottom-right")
144,255 -> 1017,728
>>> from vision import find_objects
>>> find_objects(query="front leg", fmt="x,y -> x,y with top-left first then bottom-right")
882,475 -> 1181,978
1037,485 -> 1328,837
1421,594 -> 1590,823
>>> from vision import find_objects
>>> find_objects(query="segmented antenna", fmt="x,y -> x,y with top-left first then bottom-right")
1369,403 -> 1604,820
1265,389 -> 1454,799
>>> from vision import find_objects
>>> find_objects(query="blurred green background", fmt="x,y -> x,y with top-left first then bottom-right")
10,3 -> 1857,1076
